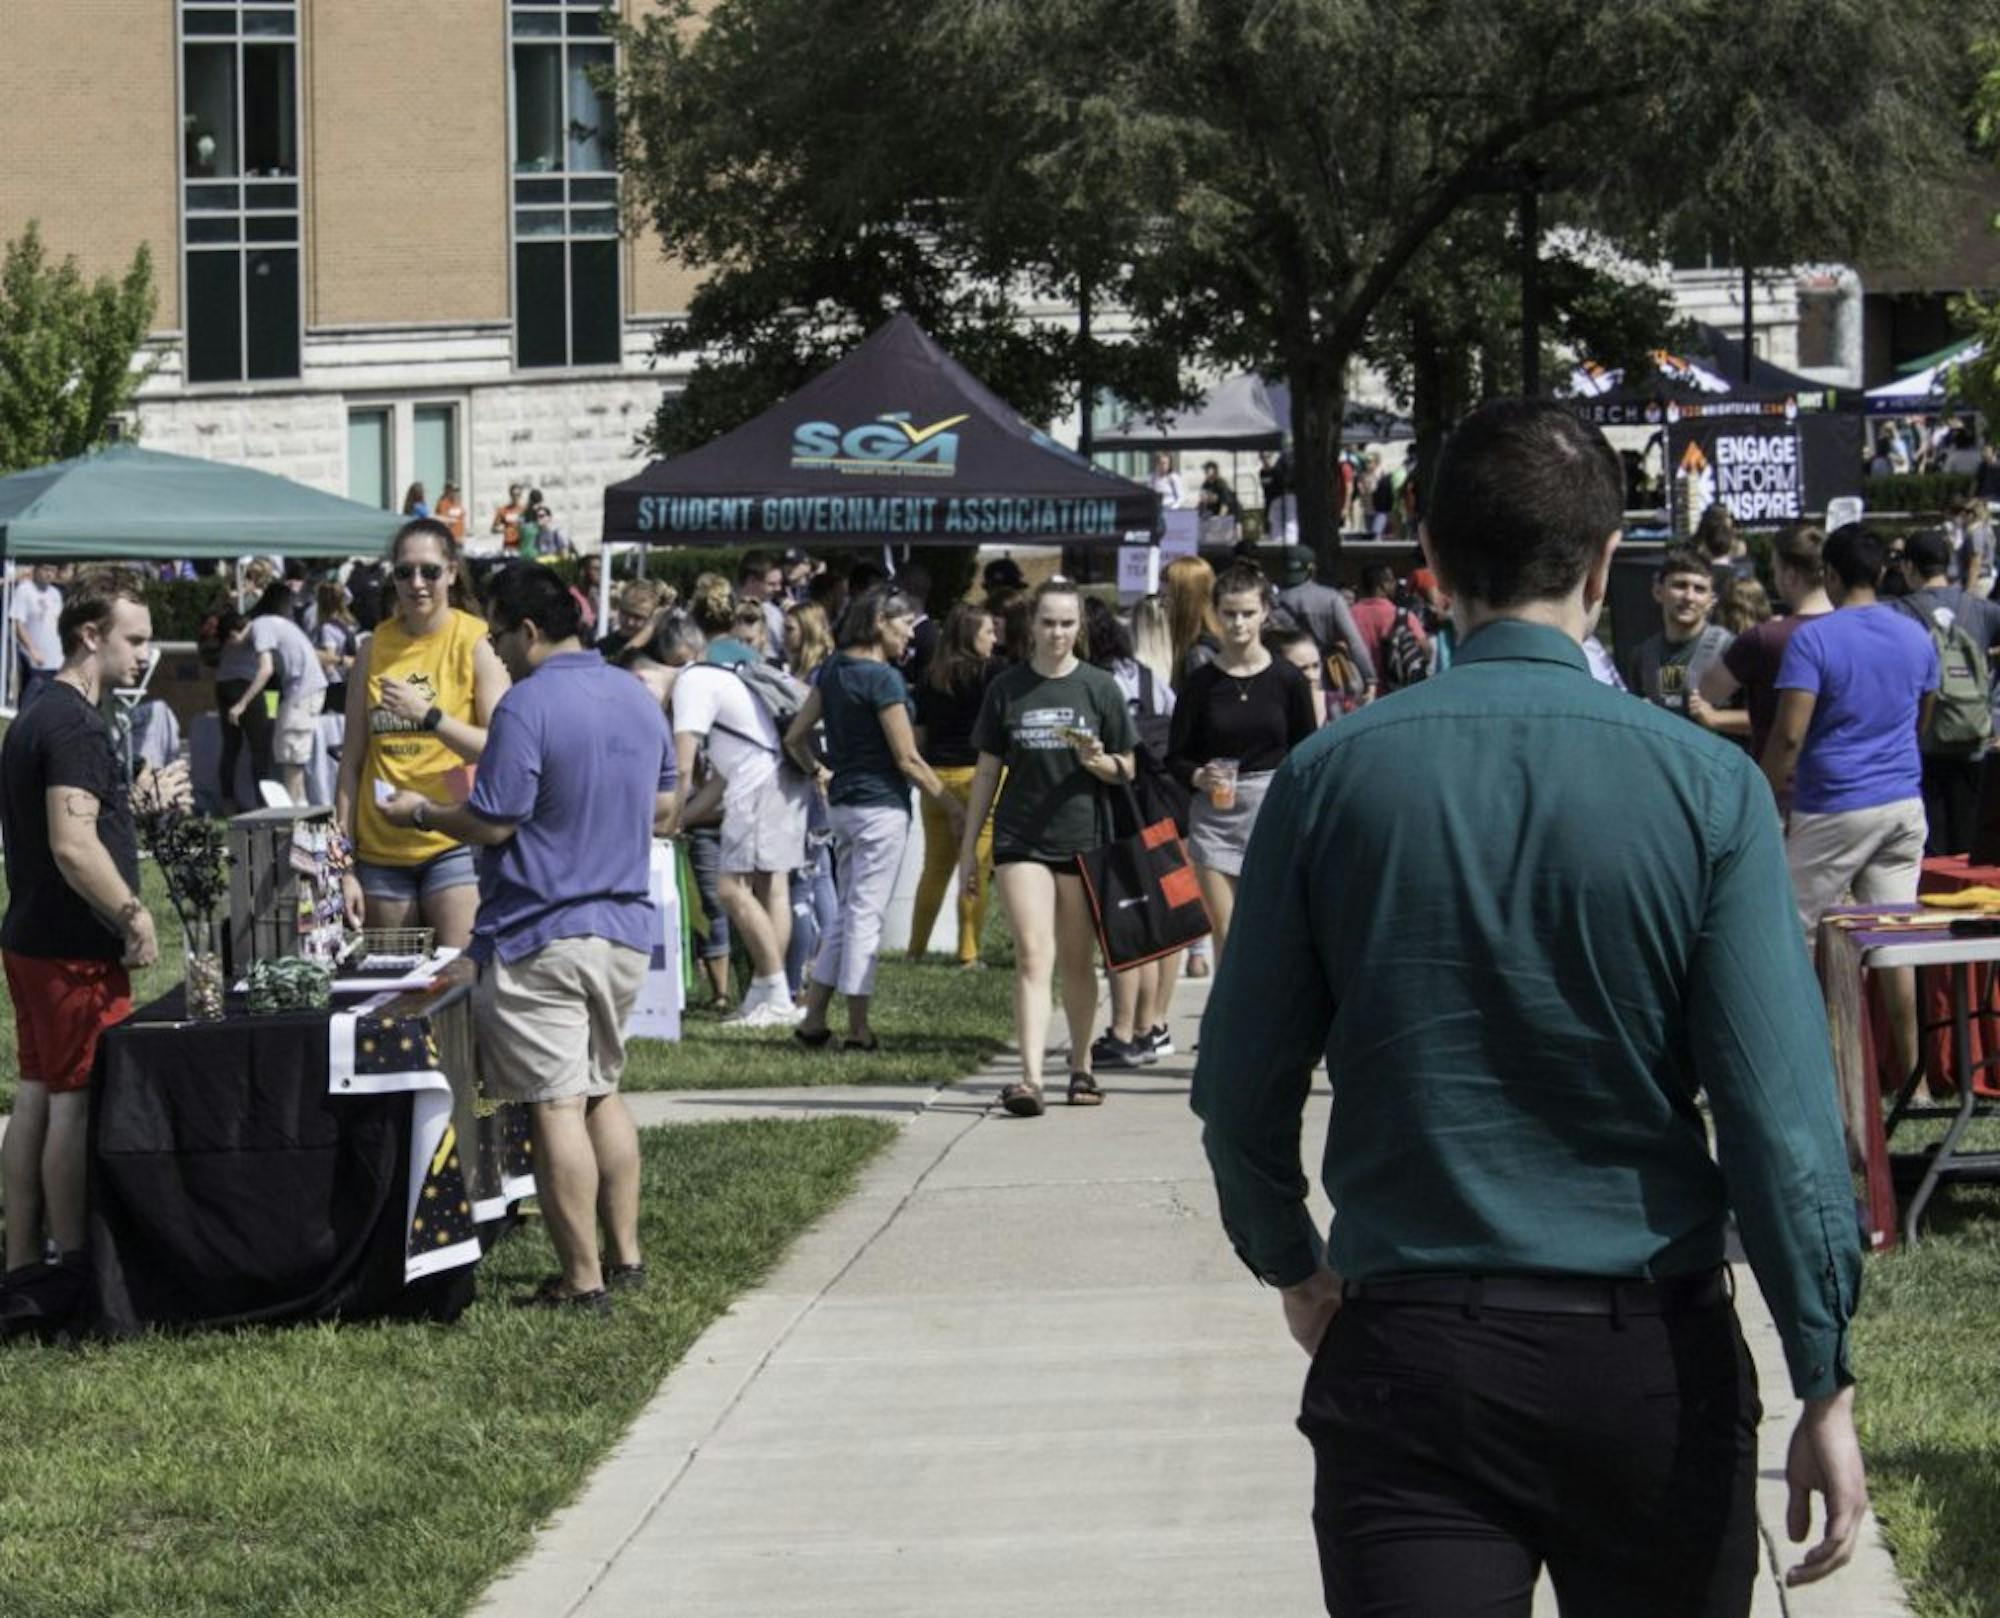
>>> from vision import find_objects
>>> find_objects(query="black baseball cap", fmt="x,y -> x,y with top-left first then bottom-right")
983,557 -> 1026,590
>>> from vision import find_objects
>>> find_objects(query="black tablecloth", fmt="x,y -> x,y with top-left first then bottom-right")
88,985 -> 479,1334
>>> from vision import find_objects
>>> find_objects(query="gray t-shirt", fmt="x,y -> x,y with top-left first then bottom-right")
250,613 -> 329,700
1276,578 -> 1377,685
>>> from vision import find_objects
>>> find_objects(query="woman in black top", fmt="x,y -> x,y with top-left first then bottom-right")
908,603 -> 1000,965
1166,562 -> 1316,967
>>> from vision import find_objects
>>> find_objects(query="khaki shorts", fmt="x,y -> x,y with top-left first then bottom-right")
273,688 -> 325,765
1786,795 -> 1928,946
474,936 -> 649,1105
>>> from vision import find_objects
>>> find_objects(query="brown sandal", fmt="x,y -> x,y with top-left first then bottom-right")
1066,1072 -> 1104,1107
999,1082 -> 1046,1117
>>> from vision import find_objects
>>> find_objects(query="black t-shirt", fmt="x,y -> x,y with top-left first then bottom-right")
915,659 -> 1002,768
1165,658 -> 1317,788
0,681 -> 140,961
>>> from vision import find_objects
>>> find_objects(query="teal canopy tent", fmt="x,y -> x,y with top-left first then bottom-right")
0,444 -> 402,560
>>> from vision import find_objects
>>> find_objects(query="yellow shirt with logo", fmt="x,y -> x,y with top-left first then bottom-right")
356,607 -> 486,867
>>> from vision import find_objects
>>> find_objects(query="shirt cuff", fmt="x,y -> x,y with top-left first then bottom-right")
1782,1321 -> 1853,1402
1221,1205 -> 1324,1289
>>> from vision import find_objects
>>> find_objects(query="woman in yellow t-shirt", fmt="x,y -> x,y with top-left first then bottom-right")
335,519 -> 510,949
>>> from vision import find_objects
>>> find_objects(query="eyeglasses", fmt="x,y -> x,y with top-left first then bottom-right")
394,563 -> 446,583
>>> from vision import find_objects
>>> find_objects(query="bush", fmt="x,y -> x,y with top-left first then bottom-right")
1863,471 -> 1974,513
136,574 -> 232,641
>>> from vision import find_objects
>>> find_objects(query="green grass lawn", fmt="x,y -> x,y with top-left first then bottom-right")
629,954 -> 1018,1090
0,1116 -> 894,1618
1850,1124 -> 2000,1618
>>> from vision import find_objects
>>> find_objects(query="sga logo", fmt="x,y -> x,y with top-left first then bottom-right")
790,412 -> 968,478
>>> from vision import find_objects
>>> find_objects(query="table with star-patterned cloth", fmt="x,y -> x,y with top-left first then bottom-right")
87,960 -> 535,1334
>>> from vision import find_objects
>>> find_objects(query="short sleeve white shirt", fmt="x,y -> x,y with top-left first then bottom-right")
9,580 -> 63,671
670,663 -> 780,805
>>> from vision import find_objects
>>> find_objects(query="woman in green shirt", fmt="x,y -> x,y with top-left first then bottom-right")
960,580 -> 1137,1115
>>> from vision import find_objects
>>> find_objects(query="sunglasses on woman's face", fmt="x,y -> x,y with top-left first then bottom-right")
394,563 -> 446,583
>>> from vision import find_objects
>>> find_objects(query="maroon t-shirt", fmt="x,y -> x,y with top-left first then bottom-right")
1721,610 -> 1830,759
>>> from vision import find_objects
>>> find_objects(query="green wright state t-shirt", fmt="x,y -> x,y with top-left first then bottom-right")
970,661 -> 1137,860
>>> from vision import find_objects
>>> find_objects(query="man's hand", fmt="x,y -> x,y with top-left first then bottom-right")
121,905 -> 159,969
1281,1265 -> 1344,1356
378,790 -> 431,828
1785,1386 -> 1868,1586
225,703 -> 246,728
132,760 -> 192,817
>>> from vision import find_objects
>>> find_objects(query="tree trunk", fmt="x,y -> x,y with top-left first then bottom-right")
1288,363 -> 1346,568
1409,306 -> 1456,524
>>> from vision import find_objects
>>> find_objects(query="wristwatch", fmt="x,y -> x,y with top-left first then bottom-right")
421,705 -> 444,732
411,799 -> 430,831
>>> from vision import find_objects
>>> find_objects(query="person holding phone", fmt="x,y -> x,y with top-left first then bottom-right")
335,519 -> 510,951
959,579 -> 1136,1115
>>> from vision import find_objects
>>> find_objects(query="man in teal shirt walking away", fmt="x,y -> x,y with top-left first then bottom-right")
1192,399 -> 1865,1618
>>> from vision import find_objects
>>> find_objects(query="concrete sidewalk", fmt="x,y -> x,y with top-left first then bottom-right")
459,981 -> 1898,1615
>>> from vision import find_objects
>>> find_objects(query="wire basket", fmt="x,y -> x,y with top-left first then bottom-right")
358,926 -> 435,959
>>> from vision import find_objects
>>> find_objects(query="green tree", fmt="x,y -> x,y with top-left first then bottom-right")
618,0 -> 1188,458
0,222 -> 157,476
623,1 -> 1991,550
1939,45 -> 2000,424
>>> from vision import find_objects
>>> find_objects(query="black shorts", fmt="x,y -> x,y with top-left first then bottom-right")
992,850 -> 1081,876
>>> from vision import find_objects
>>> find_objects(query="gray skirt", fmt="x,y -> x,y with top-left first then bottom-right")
1186,768 -> 1275,877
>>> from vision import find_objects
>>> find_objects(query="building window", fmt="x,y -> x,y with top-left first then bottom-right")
413,404 -> 459,500
179,2 -> 300,384
348,408 -> 391,509
510,2 -> 620,369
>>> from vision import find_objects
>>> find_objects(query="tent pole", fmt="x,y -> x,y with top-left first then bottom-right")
1741,261 -> 1755,383
1,570 -> 15,712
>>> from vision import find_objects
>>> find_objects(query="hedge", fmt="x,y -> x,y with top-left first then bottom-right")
1863,471 -> 1976,513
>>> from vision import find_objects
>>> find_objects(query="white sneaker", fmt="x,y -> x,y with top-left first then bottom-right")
730,1000 -> 801,1030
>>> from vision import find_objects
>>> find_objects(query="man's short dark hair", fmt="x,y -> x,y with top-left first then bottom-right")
58,571 -> 146,657
1905,527 -> 1954,579
738,549 -> 773,583
1822,524 -> 1887,591
1359,562 -> 1397,598
1655,547 -> 1712,585
1425,400 -> 1623,609
485,563 -> 581,642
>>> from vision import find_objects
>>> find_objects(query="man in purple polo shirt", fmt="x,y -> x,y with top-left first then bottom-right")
1763,524 -> 1938,1082
382,565 -> 675,1313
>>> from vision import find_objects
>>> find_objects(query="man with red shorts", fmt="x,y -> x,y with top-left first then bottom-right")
1,575 -> 160,1283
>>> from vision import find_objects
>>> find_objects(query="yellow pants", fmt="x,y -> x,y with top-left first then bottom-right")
909,764 -> 993,964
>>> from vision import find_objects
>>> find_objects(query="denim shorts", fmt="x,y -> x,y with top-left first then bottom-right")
355,845 -> 478,902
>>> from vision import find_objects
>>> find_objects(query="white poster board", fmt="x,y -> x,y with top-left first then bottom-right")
1159,508 -> 1200,560
1117,542 -> 1160,600
626,838 -> 683,1042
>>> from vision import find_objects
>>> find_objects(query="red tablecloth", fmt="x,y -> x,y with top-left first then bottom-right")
1911,855 -> 2000,1099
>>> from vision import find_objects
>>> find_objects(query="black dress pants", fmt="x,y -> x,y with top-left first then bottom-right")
1299,1285 -> 1761,1618
215,679 -> 276,809
1919,751 -> 1982,856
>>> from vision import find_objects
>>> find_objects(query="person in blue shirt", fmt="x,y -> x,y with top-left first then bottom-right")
382,565 -> 676,1314
1194,399 -> 1866,1616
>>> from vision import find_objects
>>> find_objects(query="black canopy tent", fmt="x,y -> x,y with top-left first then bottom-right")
603,314 -> 1158,548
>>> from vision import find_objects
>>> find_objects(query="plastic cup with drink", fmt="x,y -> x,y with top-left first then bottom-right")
1208,757 -> 1239,810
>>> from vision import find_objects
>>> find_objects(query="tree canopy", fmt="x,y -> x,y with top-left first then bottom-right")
0,222 -> 156,477
622,0 -> 1996,548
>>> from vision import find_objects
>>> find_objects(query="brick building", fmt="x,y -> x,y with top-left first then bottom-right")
0,0 -> 699,548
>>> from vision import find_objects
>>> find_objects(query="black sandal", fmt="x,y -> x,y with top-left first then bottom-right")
839,1035 -> 881,1054
999,1082 -> 1046,1117
793,1026 -> 835,1050
1066,1071 -> 1104,1107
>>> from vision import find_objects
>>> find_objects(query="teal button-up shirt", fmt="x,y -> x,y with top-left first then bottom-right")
1191,618 -> 1861,1399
